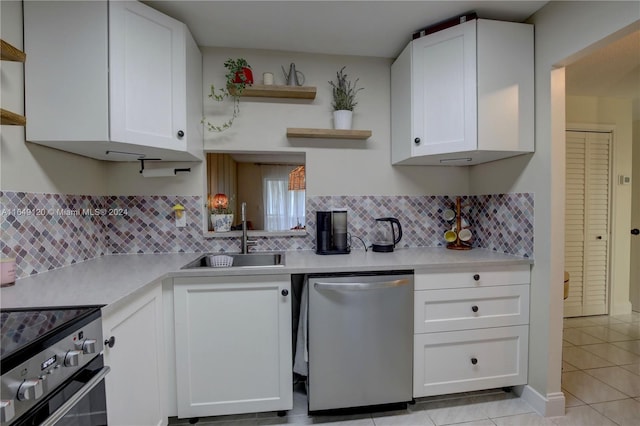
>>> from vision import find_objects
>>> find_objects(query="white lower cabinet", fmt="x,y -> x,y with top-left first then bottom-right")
413,265 -> 530,398
173,275 -> 293,418
102,282 -> 167,426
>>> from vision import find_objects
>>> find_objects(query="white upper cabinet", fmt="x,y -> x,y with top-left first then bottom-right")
391,19 -> 534,166
24,0 -> 203,162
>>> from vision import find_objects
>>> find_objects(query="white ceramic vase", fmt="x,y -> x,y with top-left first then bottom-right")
333,110 -> 353,130
211,214 -> 234,232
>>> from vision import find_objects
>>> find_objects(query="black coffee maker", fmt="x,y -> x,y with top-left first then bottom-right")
316,210 -> 350,255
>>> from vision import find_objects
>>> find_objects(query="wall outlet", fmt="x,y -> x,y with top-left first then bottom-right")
176,212 -> 187,228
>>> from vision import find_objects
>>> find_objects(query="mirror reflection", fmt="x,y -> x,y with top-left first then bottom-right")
206,152 -> 306,232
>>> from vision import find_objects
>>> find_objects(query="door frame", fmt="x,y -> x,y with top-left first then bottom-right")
566,123 -> 616,316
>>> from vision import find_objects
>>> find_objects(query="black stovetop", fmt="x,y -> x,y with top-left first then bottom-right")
0,306 -> 101,367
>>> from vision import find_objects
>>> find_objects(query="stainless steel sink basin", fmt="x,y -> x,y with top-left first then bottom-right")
181,253 -> 285,269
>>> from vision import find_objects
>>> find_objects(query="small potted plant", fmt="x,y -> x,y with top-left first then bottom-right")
208,193 -> 234,232
204,58 -> 253,132
329,66 -> 364,130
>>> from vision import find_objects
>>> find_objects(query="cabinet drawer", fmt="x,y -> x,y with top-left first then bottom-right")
414,285 -> 529,333
413,325 -> 528,397
415,265 -> 530,290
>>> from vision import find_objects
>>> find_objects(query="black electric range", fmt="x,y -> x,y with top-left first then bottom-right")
1,306 -> 108,425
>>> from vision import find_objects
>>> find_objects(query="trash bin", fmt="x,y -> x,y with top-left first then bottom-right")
563,271 -> 570,300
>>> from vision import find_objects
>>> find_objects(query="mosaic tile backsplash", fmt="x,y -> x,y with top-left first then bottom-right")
1,191 -> 533,279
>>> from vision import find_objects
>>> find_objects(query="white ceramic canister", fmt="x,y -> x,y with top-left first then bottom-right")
1,258 -> 16,287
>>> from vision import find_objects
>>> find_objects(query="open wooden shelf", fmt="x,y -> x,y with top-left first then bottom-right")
1,39 -> 27,126
229,84 -> 316,99
286,128 -> 372,140
1,39 -> 26,62
1,108 -> 26,126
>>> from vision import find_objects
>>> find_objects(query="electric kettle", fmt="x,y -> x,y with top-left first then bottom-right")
371,217 -> 403,252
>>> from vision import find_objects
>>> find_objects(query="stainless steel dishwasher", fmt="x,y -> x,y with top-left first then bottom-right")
307,271 -> 413,412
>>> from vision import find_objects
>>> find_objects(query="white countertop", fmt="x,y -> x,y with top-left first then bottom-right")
0,248 -> 532,311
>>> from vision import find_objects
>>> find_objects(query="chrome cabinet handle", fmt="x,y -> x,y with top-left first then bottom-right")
314,279 -> 410,291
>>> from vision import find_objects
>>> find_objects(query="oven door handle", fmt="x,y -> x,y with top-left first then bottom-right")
40,365 -> 111,426
313,278 -> 410,291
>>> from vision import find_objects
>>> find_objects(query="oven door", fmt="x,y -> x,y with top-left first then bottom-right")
12,356 -> 110,426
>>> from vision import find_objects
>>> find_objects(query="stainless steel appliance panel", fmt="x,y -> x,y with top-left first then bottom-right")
308,273 -> 413,411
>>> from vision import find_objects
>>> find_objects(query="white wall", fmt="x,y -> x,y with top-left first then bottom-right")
201,47 -> 469,197
632,120 -> 640,311
469,1 -> 639,416
0,0 -> 108,195
566,96 -> 633,315
103,46 -> 472,199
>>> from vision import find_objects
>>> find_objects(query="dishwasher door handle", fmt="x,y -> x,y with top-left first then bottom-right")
314,278 -> 410,291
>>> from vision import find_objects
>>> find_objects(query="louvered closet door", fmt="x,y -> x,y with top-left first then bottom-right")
564,131 -> 612,317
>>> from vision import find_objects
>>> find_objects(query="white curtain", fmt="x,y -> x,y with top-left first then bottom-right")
261,165 -> 305,231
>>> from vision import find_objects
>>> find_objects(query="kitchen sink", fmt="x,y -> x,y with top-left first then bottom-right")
181,253 -> 285,269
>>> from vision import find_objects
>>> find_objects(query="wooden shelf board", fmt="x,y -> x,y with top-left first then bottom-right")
1,39 -> 26,62
286,128 -> 371,140
1,108 -> 26,126
229,84 -> 316,99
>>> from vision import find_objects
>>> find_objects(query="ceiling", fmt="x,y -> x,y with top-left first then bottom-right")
566,30 -> 640,102
144,1 -> 639,112
143,1 -> 548,58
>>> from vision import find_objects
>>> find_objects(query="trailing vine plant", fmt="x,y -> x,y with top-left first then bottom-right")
204,58 -> 252,132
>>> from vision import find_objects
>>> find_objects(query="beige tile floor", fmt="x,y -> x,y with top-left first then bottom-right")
561,312 -> 640,426
170,312 -> 640,426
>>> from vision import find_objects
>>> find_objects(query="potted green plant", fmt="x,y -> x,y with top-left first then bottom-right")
204,58 -> 253,132
208,193 -> 234,232
328,66 -> 364,130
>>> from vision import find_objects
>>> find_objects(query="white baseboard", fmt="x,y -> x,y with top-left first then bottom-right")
520,385 -> 565,417
611,301 -> 633,316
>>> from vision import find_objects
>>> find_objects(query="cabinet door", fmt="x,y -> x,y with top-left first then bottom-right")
173,275 -> 293,418
109,0 -> 187,152
415,265 -> 531,290
102,283 -> 167,426
24,1 -> 109,143
414,284 -> 530,333
411,20 -> 476,157
414,325 -> 528,397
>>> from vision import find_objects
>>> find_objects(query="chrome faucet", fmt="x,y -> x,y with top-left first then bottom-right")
241,202 -> 257,254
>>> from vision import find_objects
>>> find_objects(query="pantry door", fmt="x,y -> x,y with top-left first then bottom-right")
564,130 -> 612,317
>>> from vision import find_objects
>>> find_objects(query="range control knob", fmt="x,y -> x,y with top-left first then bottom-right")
0,400 -> 15,423
64,350 -> 82,367
17,379 -> 43,401
75,339 -> 97,354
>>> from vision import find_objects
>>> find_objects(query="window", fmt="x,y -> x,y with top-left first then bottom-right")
262,165 -> 305,231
